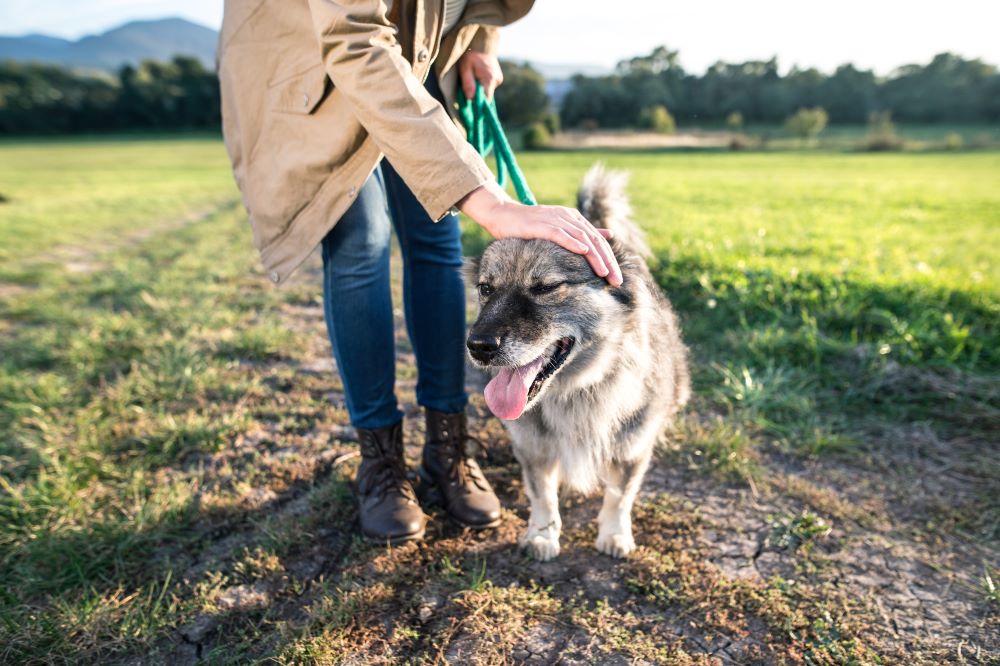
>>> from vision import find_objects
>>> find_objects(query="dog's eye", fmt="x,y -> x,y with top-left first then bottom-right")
531,282 -> 564,295
478,283 -> 494,297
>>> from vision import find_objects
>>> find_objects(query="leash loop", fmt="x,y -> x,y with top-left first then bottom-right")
457,82 -> 538,206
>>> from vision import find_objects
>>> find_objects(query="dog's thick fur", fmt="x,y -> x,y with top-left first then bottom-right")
467,164 -> 690,560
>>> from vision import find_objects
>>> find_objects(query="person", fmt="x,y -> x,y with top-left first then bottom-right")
218,0 -> 622,543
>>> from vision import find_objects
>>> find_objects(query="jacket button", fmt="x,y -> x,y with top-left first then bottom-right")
269,271 -> 280,283
302,93 -> 310,107
417,49 -> 429,62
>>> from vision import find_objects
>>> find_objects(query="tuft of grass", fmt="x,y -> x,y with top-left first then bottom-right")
982,564 -> 1000,609
768,511 -> 834,551
213,322 -> 297,362
624,494 -> 882,664
665,415 -> 761,486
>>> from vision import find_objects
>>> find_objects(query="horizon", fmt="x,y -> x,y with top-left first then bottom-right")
1,1 -> 999,76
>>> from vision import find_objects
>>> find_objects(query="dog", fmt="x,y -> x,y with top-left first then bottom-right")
466,164 -> 691,560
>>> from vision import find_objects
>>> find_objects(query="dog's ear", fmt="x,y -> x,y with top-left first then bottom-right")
462,256 -> 481,284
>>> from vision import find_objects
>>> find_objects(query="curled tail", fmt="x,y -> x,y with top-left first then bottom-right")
576,163 -> 651,258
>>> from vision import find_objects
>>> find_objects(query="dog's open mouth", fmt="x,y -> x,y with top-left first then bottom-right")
484,337 -> 575,420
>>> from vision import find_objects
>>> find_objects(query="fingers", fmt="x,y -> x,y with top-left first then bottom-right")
480,202 -> 623,287
583,218 -> 622,286
551,221 -> 610,277
580,238 -> 612,279
484,70 -> 503,101
459,60 -> 476,100
459,52 -> 503,101
556,210 -> 622,286
480,68 -> 502,100
543,224 -> 590,254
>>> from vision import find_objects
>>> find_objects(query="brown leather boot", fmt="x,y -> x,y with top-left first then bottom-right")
355,420 -> 427,543
419,409 -> 501,528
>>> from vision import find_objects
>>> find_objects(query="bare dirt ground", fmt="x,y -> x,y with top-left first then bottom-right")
132,251 -> 997,665
548,130 -> 732,151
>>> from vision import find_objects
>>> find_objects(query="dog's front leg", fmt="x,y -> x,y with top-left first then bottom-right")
596,455 -> 650,558
518,456 -> 562,561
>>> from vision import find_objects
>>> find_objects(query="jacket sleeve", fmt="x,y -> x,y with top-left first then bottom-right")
468,25 -> 500,56
307,0 -> 494,219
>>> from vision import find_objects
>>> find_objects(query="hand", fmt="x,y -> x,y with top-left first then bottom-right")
458,51 -> 504,101
459,183 -> 623,287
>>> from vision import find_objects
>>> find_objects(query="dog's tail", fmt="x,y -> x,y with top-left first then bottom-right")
577,163 -> 651,258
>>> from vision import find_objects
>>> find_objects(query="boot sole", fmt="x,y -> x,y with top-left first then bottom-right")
361,526 -> 426,544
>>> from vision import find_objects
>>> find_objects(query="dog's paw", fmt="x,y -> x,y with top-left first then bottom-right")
521,532 -> 561,561
596,532 -> 635,558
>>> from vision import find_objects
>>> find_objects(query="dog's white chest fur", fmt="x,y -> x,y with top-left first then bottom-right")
508,311 -> 666,493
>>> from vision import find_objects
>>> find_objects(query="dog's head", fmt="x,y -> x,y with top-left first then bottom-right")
467,238 -> 631,420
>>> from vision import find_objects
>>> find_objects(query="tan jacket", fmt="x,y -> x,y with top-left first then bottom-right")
218,0 -> 534,285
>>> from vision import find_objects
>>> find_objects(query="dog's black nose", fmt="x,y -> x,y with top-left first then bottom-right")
467,334 -> 501,362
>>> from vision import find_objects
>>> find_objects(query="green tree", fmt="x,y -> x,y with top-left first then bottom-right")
638,105 -> 676,134
560,46 -> 999,127
725,111 -> 744,130
522,122 -> 551,149
560,73 -> 634,129
540,110 -> 560,134
494,61 -> 549,128
863,111 -> 903,151
881,53 -> 997,122
784,107 -> 828,141
818,64 -> 877,123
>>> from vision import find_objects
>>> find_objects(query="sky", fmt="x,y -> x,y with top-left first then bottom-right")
2,0 -> 999,75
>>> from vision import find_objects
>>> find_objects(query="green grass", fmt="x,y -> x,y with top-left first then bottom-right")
507,151 -> 999,296
475,150 -> 1000,531
1,137 -> 998,662
738,122 -> 1000,149
476,151 -> 999,456
0,136 -> 237,283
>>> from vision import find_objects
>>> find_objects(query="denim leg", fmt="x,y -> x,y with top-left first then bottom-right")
321,167 -> 403,429
381,158 -> 468,414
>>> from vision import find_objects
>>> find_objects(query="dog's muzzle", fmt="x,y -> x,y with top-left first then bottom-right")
467,334 -> 501,364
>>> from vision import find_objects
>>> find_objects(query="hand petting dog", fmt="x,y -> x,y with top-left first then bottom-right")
459,180 -> 624,287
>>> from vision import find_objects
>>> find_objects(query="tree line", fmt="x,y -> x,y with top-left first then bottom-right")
560,47 -> 1000,129
0,56 -> 543,135
0,56 -> 220,134
0,47 -> 997,135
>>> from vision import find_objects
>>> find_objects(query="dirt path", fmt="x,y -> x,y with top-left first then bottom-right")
549,130 -> 732,151
0,201 -> 238,289
146,249 -> 997,665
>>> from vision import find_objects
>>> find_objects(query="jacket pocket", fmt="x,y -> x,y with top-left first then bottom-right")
269,63 -> 330,115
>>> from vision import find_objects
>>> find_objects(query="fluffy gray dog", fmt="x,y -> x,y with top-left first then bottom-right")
466,164 -> 690,560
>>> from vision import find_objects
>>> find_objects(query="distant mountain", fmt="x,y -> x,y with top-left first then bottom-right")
0,18 -> 218,71
0,17 -> 607,90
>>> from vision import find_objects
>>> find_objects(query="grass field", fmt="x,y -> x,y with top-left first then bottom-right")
0,137 -> 997,664
740,123 -> 1000,150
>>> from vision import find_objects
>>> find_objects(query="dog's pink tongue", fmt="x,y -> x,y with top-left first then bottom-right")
484,357 -> 545,420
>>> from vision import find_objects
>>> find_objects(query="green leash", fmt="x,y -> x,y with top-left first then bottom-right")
457,82 -> 537,206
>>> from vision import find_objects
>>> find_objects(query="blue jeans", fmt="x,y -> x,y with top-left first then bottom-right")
321,157 -> 467,429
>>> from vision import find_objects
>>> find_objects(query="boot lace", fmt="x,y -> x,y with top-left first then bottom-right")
361,456 -> 417,503
441,429 -> 488,491
358,433 -> 416,503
